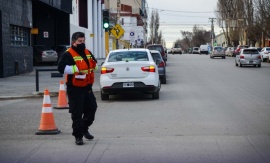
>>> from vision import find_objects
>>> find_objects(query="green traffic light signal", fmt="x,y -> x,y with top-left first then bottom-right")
102,10 -> 109,29
103,17 -> 109,29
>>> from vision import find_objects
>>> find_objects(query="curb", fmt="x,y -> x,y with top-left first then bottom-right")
0,91 -> 100,100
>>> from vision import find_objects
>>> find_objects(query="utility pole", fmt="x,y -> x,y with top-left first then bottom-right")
209,18 -> 216,50
116,0 -> 120,49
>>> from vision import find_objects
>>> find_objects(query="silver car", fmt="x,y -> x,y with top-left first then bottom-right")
210,46 -> 226,59
235,49 -> 261,67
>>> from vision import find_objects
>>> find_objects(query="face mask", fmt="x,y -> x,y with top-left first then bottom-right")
76,43 -> 85,51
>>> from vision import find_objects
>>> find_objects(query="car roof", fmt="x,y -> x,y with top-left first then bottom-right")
149,50 -> 160,53
109,48 -> 149,53
147,44 -> 163,46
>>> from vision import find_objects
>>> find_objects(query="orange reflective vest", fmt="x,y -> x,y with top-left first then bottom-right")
67,48 -> 96,87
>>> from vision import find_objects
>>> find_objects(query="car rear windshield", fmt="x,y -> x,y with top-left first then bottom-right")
147,46 -> 162,53
108,51 -> 149,62
214,47 -> 223,50
243,50 -> 259,54
151,52 -> 162,61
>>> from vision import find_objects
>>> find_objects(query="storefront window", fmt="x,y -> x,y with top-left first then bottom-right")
10,25 -> 29,46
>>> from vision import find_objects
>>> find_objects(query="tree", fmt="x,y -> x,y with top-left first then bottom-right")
175,25 -> 211,52
147,9 -> 164,45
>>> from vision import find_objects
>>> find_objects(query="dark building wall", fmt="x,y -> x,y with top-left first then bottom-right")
0,11 -> 2,77
0,0 -> 33,78
0,0 -> 71,78
32,1 -> 70,48
39,0 -> 72,13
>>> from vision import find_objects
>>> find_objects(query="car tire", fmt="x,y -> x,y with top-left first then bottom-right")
152,91 -> 159,99
161,77 -> 166,84
101,92 -> 109,100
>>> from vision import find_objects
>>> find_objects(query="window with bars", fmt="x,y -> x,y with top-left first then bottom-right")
10,25 -> 29,46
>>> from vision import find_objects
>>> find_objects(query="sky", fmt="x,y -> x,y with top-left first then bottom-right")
146,0 -> 221,48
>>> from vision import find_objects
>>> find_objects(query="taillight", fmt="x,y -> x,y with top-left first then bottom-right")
158,61 -> 165,67
101,67 -> 114,74
258,55 -> 261,59
240,55 -> 244,59
141,65 -> 155,72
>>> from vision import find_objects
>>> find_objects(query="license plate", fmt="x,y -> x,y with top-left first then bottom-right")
123,82 -> 134,87
249,61 -> 253,63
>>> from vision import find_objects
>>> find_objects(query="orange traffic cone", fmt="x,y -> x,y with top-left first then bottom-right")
36,89 -> 60,135
53,80 -> 69,109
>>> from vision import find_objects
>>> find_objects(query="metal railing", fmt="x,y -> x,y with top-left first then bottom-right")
35,69 -> 63,92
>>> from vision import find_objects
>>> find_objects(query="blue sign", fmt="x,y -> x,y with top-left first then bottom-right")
130,32 -> 135,36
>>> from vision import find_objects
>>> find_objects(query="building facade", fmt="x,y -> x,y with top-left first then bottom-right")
104,0 -> 148,49
0,0 -> 72,78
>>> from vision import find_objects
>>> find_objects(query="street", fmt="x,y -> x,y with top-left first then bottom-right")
1,54 -> 270,163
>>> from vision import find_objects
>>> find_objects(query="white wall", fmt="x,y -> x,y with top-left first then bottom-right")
70,0 -> 105,59
121,16 -> 144,46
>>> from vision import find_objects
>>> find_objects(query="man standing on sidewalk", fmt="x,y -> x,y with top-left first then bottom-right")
58,32 -> 98,145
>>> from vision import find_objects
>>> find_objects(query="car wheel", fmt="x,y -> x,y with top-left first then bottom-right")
258,64 -> 261,68
101,92 -> 109,100
152,91 -> 159,99
161,77 -> 166,84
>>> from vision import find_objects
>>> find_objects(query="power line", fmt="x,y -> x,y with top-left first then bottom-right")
147,7 -> 214,13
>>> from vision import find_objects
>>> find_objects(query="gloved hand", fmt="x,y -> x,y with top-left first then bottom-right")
64,65 -> 79,74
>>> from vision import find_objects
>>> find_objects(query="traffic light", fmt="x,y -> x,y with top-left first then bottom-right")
102,10 -> 109,30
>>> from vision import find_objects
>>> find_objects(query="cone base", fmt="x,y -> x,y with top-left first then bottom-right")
53,106 -> 69,109
35,129 -> 61,135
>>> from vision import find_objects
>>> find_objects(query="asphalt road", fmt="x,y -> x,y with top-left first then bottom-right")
1,54 -> 270,163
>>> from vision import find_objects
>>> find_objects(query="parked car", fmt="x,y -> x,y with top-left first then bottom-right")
225,47 -> 236,57
150,50 -> 166,84
233,45 -> 249,56
33,45 -> 58,65
199,44 -> 210,55
54,45 -> 70,62
235,48 -> 261,67
167,48 -> 172,54
192,47 -> 199,54
259,47 -> 270,62
210,46 -> 226,59
100,48 -> 161,100
172,43 -> 183,54
146,44 -> 167,63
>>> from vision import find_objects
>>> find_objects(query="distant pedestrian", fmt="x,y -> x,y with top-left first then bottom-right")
58,32 -> 98,145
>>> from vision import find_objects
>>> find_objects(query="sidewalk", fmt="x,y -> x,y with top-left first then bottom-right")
0,59 -> 105,99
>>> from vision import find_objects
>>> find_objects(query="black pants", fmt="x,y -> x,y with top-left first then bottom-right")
67,85 -> 97,139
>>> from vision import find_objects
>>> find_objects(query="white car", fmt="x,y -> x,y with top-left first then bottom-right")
235,49 -> 261,67
100,48 -> 161,100
259,47 -> 270,62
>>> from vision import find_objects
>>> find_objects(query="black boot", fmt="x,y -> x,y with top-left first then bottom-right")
75,137 -> 83,145
83,131 -> 94,140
